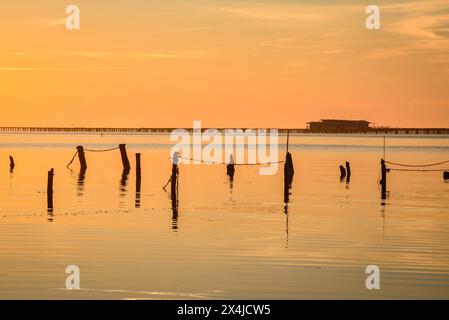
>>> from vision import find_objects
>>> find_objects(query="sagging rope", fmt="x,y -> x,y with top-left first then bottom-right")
176,156 -> 286,166
389,168 -> 449,172
84,146 -> 120,152
66,146 -> 120,168
385,159 -> 449,168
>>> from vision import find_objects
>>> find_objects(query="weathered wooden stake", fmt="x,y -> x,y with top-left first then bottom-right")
170,159 -> 179,231
380,159 -> 387,199
9,156 -> 15,171
47,168 -> 54,209
340,165 -> 346,179
119,144 -> 131,172
345,161 -> 351,183
135,153 -> 141,208
170,152 -> 179,195
284,152 -> 294,182
345,161 -> 351,178
136,153 -> 141,189
171,164 -> 178,195
76,146 -> 87,171
284,151 -> 294,204
226,155 -> 235,179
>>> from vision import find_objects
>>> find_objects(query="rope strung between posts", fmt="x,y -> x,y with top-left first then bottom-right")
84,146 -> 120,152
66,146 -> 120,168
385,159 -> 449,168
176,156 -> 286,165
389,168 -> 449,172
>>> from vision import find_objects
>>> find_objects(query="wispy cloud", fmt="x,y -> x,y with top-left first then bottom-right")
255,37 -> 302,49
382,0 -> 449,40
215,5 -> 328,22
27,18 -> 65,27
8,52 -> 29,56
362,0 -> 449,62
152,26 -> 210,34
210,3 -> 335,28
0,66 -> 122,71
45,50 -> 216,59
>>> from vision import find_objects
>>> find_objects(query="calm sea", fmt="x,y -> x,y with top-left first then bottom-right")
0,133 -> 448,299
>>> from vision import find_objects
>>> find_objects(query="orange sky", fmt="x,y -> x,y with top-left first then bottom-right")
1,0 -> 449,128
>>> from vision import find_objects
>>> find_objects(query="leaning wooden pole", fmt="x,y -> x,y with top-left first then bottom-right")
119,144 -> 131,172
380,159 -> 387,200
76,146 -> 87,171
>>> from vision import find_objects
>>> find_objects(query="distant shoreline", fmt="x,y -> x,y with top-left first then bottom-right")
1,126 -> 449,135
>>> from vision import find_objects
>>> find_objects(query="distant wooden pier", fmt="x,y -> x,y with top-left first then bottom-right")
1,127 -> 448,135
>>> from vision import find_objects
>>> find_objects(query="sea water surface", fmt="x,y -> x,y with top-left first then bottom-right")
0,133 -> 448,299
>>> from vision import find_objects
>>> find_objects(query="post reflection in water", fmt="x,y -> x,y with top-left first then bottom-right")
77,168 -> 86,199
119,169 -> 130,207
228,175 -> 234,193
135,181 -> 141,208
283,183 -> 290,249
47,207 -> 53,222
170,166 -> 179,232
381,203 -> 386,241
135,153 -> 141,209
171,188 -> 179,231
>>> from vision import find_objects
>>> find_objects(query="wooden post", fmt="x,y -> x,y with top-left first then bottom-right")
284,151 -> 294,204
136,153 -> 141,189
284,152 -> 294,182
135,153 -> 141,208
76,146 -> 87,171
47,168 -> 54,209
345,161 -> 351,178
226,155 -> 235,179
345,161 -> 351,183
339,165 -> 346,179
170,152 -> 179,196
226,164 -> 235,178
380,159 -> 387,199
119,144 -> 131,172
171,164 -> 178,195
9,156 -> 15,171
